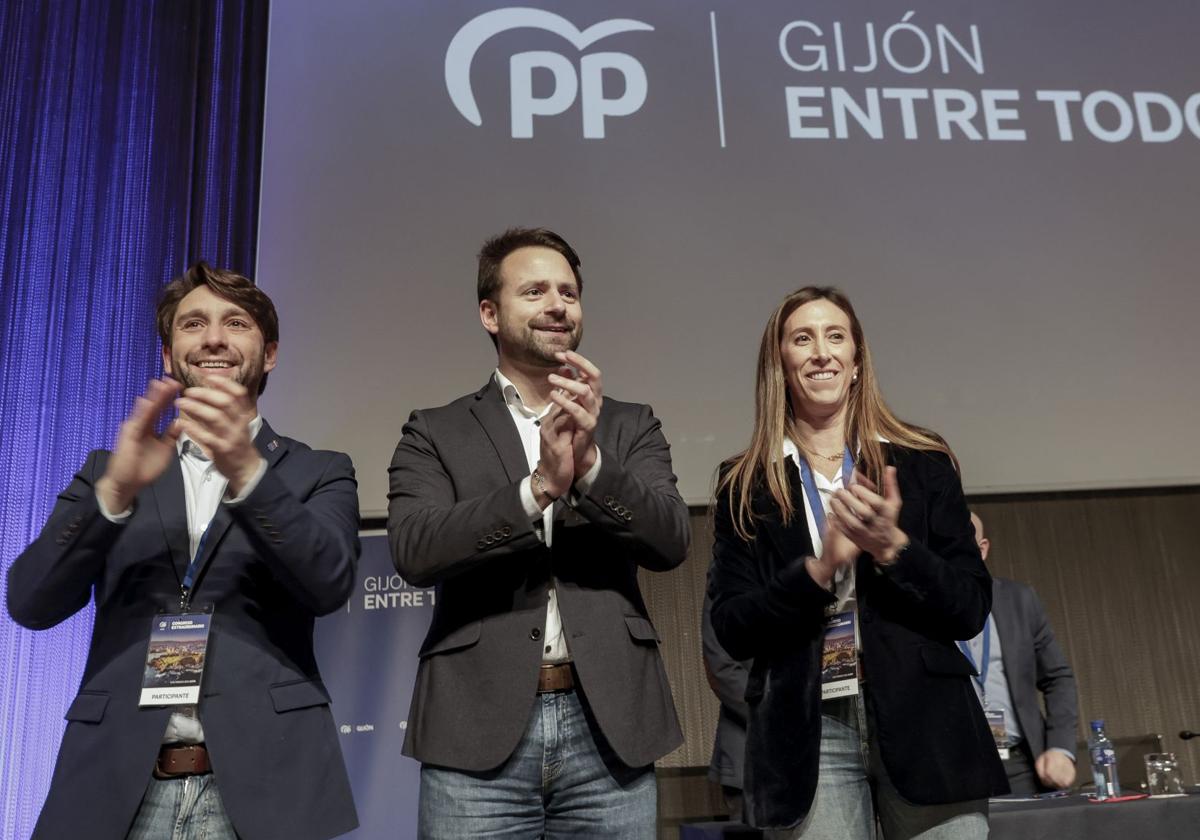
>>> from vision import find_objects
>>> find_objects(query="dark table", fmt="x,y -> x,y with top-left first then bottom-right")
681,789 -> 1200,839
990,789 -> 1200,840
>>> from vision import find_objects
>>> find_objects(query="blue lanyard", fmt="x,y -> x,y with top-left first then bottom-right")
179,520 -> 213,609
796,446 -> 856,538
956,617 -> 992,694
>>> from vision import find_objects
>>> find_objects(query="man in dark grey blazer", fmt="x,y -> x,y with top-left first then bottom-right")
387,227 -> 688,838
967,513 -> 1079,793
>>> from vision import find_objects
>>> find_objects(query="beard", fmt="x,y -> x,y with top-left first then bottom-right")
509,320 -> 583,366
171,348 -> 265,394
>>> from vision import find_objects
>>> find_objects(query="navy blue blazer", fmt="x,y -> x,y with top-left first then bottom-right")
7,422 -> 360,840
708,445 -> 1009,829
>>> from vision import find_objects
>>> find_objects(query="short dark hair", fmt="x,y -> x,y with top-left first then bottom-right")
156,262 -> 280,394
477,227 -> 583,303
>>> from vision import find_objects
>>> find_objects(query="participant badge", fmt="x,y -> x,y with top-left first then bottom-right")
985,707 -> 1010,759
139,608 -> 213,706
820,610 -> 860,700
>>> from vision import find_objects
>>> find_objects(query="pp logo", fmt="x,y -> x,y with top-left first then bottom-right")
445,7 -> 653,139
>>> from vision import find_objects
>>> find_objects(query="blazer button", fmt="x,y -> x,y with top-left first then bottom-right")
603,495 -> 614,505
623,512 -> 632,522
530,628 -> 542,641
476,539 -> 486,550
501,526 -> 511,537
484,534 -> 494,545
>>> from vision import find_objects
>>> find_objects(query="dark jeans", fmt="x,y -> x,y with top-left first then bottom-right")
418,688 -> 657,839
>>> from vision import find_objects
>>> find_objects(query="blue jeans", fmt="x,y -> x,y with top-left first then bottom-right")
766,696 -> 988,840
419,689 -> 657,839
126,774 -> 237,840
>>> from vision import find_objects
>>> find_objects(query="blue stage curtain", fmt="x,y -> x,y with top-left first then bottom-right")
0,2 -> 267,835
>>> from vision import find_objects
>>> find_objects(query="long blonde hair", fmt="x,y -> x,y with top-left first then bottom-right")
717,287 -> 954,540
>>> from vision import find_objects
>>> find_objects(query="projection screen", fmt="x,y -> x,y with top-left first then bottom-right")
257,1 -> 1200,515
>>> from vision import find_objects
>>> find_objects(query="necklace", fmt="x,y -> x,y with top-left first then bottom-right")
800,443 -> 844,463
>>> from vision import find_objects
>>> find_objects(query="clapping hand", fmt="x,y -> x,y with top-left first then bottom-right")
547,350 -> 602,477
174,376 -> 263,496
97,379 -> 183,514
831,467 -> 908,566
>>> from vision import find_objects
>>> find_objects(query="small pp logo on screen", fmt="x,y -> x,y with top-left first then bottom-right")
445,7 -> 653,139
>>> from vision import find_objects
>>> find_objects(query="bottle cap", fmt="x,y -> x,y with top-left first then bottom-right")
1090,719 -> 1104,730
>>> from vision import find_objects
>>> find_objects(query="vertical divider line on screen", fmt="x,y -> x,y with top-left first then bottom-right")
709,11 -> 727,148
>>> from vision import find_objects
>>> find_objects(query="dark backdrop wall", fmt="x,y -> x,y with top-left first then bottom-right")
0,2 -> 267,837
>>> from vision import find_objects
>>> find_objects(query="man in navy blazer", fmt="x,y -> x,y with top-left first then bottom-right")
388,228 -> 688,838
7,263 -> 359,840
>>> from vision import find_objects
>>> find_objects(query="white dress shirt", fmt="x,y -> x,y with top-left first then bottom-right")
495,370 -> 601,664
783,437 -> 856,612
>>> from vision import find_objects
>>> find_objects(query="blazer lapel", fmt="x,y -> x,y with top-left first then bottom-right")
991,580 -> 1021,677
759,463 -> 817,563
151,457 -> 191,581
469,379 -> 530,483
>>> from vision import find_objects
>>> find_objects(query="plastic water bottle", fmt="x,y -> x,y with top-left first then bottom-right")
1088,719 -> 1121,799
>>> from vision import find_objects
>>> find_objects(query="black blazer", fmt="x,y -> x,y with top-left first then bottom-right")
708,445 -> 1009,829
992,577 -> 1078,758
7,423 -> 360,840
387,378 -> 689,771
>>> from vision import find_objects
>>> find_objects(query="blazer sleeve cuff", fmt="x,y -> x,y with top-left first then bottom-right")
769,557 -> 837,612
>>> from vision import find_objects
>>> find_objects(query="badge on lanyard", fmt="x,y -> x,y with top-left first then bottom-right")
956,618 -> 1010,757
140,606 -> 214,706
799,447 -> 862,701
140,517 -> 218,707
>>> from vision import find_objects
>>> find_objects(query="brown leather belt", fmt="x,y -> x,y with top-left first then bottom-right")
537,663 -> 575,693
153,744 -> 211,779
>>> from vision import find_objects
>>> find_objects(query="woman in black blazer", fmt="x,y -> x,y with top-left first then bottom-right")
708,287 -> 1007,838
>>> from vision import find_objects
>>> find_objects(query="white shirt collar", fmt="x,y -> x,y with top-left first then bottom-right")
178,415 -> 264,459
493,369 -> 551,420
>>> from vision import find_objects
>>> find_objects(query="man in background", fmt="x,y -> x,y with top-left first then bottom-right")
701,589 -> 751,821
964,512 -> 1079,793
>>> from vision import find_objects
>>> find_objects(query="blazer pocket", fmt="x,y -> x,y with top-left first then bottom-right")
64,691 -> 110,723
919,644 -> 976,677
624,615 -> 661,645
269,679 -> 331,713
418,620 -> 482,658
